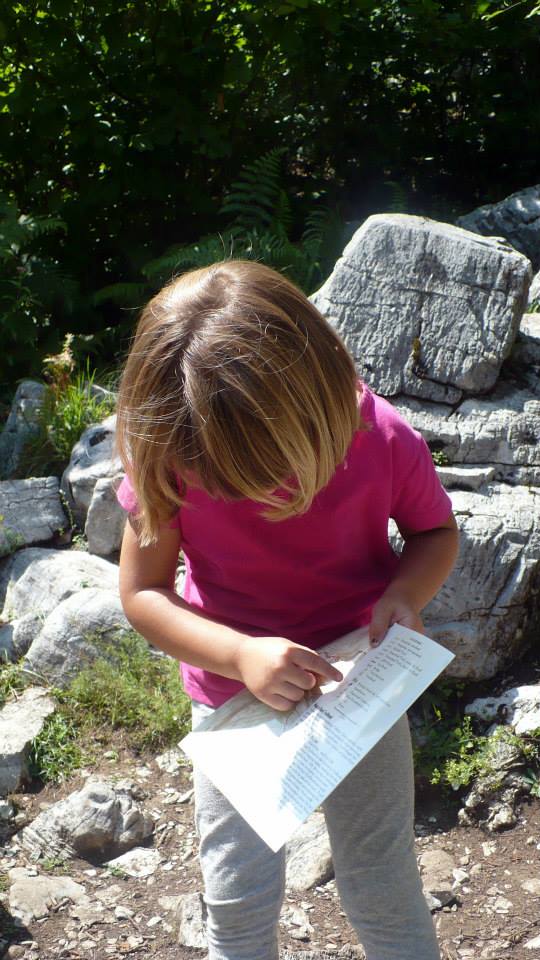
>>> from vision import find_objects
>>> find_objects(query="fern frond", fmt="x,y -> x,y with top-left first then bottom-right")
383,181 -> 408,214
24,215 -> 67,238
92,283 -> 149,306
143,234 -> 234,282
220,147 -> 287,231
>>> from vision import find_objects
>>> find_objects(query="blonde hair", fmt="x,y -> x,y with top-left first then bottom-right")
116,260 -> 363,544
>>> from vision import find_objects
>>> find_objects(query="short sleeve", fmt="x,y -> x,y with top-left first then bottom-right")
115,473 -> 182,530
116,474 -> 139,515
390,422 -> 453,533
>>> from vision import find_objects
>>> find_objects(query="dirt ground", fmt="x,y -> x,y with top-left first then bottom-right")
2,736 -> 540,960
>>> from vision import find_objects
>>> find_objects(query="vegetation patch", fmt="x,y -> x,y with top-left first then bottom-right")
19,336 -> 116,479
414,680 -> 540,794
26,630 -> 191,785
0,631 -> 191,786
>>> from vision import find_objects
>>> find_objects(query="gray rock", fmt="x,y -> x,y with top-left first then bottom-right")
21,779 -> 154,862
0,687 -> 56,795
457,184 -> 540,270
8,866 -> 87,924
522,878 -> 540,896
0,612 -> 45,663
418,849 -> 456,910
466,684 -> 540,735
286,812 -> 333,892
61,415 -> 121,526
435,465 -> 496,491
458,727 -> 528,830
281,904 -> 314,942
0,622 -> 16,662
311,214 -> 531,400
176,891 -> 207,948
0,381 -> 46,480
105,846 -> 162,878
85,475 -> 126,556
529,272 -> 540,307
392,384 -> 540,480
24,587 -> 131,687
0,547 -> 118,623
507,313 -> 540,395
0,477 -> 67,556
423,484 -> 540,679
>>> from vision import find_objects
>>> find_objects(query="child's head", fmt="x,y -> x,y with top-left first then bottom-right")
117,260 -> 362,543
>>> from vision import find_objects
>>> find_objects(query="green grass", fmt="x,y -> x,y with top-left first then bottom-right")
0,660 -> 30,707
56,631 -> 191,751
1,631 -> 191,786
414,681 -> 540,793
19,362 -> 116,479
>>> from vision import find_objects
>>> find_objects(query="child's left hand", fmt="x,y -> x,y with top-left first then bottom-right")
368,590 -> 424,648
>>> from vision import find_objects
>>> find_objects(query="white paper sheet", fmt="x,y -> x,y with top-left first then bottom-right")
180,624 -> 454,851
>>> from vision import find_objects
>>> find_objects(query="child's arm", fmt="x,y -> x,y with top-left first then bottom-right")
368,512 -> 459,646
119,517 -> 342,711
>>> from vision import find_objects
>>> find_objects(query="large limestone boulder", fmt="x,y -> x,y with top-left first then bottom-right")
529,271 -> 540,307
0,546 -> 118,621
393,382 -> 540,487
0,380 -> 46,480
0,547 -> 120,662
21,778 -> 154,862
0,687 -> 56,795
311,214 -> 531,402
457,184 -> 540,270
0,477 -> 67,556
85,474 -> 126,556
423,485 -> 540,679
23,587 -> 131,686
61,416 -> 121,526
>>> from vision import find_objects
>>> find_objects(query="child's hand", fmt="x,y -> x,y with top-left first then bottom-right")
235,636 -> 343,711
369,592 -> 424,648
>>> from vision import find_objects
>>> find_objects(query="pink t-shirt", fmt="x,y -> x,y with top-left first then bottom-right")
116,386 -> 452,706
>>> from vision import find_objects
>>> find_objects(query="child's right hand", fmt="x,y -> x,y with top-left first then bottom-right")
235,636 -> 343,711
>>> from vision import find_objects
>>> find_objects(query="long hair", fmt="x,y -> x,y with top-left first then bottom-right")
116,260 -> 364,544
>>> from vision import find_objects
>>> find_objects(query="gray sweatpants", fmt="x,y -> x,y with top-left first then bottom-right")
192,704 -> 439,960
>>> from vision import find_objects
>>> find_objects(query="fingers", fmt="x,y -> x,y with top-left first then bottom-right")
265,692 -> 300,712
293,648 -> 343,683
369,607 -> 391,647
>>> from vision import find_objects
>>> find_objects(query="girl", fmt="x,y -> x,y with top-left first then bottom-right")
115,259 -> 459,960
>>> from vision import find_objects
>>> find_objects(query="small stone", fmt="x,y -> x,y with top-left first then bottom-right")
147,915 -> 162,927
459,855 -> 470,866
0,800 -> 15,821
105,847 -> 161,878
482,842 -> 497,857
522,878 -> 540,896
470,863 -> 483,877
452,868 -> 469,884
176,891 -> 207,948
115,905 -> 135,920
525,934 -> 540,950
490,896 -> 513,914
526,836 -> 536,845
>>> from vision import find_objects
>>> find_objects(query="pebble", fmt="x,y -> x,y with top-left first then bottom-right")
482,841 -> 497,857
522,878 -> 540,896
115,905 -> 135,920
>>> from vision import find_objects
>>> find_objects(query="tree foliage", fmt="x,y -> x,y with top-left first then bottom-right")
1,1 -> 539,386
